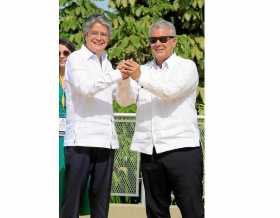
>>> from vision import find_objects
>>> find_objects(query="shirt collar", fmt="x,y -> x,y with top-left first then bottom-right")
152,53 -> 177,69
81,45 -> 107,61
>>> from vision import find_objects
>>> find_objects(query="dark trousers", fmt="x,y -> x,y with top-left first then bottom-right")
141,147 -> 204,218
61,146 -> 115,218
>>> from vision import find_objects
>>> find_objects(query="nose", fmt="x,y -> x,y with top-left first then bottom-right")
153,40 -> 163,48
96,33 -> 102,40
155,40 -> 161,45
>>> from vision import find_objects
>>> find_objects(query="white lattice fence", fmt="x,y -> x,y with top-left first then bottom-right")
111,113 -> 139,196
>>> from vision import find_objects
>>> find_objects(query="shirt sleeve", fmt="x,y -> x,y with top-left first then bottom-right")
115,78 -> 138,106
65,55 -> 122,97
138,60 -> 199,100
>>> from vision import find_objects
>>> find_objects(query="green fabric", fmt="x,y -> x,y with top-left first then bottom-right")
59,136 -> 65,207
59,80 -> 66,118
59,82 -> 90,215
59,81 -> 66,208
59,136 -> 65,171
59,81 -> 66,209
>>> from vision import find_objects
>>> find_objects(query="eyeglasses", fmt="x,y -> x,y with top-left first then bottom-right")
59,50 -> 70,57
149,36 -> 175,44
89,31 -> 108,38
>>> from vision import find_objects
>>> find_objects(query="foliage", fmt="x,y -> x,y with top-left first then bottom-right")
113,100 -> 137,113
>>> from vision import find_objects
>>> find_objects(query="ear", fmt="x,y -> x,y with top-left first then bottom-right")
83,33 -> 87,42
172,38 -> 177,48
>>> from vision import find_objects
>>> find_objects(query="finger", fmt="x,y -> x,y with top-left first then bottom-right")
127,59 -> 137,65
121,69 -> 131,75
123,61 -> 134,68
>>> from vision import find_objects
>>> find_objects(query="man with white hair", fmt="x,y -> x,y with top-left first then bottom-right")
117,19 -> 204,218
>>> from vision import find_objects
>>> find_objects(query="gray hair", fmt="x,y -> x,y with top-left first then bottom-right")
149,19 -> 176,37
83,14 -> 112,37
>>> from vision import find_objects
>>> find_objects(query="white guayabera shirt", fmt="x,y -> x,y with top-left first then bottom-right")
64,45 -> 122,149
116,53 -> 200,155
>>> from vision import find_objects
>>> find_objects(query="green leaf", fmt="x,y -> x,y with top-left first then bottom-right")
117,16 -> 124,25
111,47 -> 122,58
109,0 -> 116,9
130,35 -> 140,47
112,18 -> 118,28
192,0 -> 197,8
135,7 -> 142,17
184,12 -> 191,21
198,86 -> 205,104
195,36 -> 204,50
75,7 -> 81,16
120,37 -> 129,48
198,0 -> 204,9
173,0 -> 180,10
128,0 -> 136,7
122,0 -> 128,8
116,0 -> 121,7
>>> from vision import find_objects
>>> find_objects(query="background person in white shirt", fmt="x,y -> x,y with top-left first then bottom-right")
117,19 -> 204,218
61,14 -> 128,218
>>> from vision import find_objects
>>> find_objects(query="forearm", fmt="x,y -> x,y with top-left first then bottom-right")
138,64 -> 198,100
66,67 -> 122,97
115,78 -> 137,106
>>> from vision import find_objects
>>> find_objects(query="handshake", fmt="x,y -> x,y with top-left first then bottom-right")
117,59 -> 140,81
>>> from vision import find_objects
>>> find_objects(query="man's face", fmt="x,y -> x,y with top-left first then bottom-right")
85,22 -> 109,56
149,27 -> 176,65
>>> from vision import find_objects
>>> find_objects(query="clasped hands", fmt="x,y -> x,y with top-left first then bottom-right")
117,59 -> 140,81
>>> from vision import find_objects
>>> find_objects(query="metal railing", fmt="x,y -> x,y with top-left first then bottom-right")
111,113 -> 139,196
